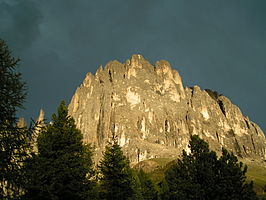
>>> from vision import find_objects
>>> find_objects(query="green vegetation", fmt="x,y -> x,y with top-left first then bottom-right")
98,135 -> 142,200
139,156 -> 266,197
0,39 -> 30,199
161,135 -> 257,199
245,161 -> 266,196
135,158 -> 176,184
149,158 -> 176,167
23,101 -> 95,200
137,169 -> 159,200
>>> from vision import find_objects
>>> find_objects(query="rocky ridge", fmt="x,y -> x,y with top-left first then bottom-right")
68,55 -> 266,163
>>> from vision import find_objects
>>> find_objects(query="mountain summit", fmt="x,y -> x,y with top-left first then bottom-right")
68,55 -> 266,163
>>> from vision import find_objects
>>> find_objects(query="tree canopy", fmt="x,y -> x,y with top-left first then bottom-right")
162,135 -> 257,200
0,39 -> 29,199
0,39 -> 26,124
137,169 -> 159,200
24,101 -> 94,200
98,136 -> 141,200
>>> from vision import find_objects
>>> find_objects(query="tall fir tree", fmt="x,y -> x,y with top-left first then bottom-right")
23,101 -> 95,200
0,39 -> 30,199
137,169 -> 159,200
98,136 -> 141,200
216,148 -> 257,200
162,135 -> 257,200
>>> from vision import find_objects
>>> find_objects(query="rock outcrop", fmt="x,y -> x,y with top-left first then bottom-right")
68,55 -> 266,163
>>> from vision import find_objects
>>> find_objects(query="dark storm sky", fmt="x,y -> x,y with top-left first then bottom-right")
0,0 -> 265,133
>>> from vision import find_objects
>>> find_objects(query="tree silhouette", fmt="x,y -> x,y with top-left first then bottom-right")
137,169 -> 159,200
98,136 -> 141,200
24,101 -> 95,200
0,39 -> 29,199
163,135 -> 257,200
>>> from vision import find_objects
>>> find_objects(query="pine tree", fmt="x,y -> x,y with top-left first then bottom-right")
0,39 -> 26,124
216,148 -> 257,200
98,136 -> 141,200
162,135 -> 257,200
23,101 -> 95,200
137,169 -> 159,200
0,39 -> 29,199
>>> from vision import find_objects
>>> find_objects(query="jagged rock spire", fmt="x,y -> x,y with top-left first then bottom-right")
37,109 -> 45,123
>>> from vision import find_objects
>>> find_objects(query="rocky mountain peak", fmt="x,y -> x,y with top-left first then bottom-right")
68,55 -> 266,163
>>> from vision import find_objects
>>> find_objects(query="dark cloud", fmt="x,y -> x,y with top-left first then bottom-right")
0,0 -> 265,132
0,0 -> 43,53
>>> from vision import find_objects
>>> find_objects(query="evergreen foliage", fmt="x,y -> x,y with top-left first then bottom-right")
162,135 -> 257,200
24,101 -> 95,200
98,136 -> 141,200
217,148 -> 257,200
0,39 -> 26,123
137,169 -> 159,200
0,39 -> 29,199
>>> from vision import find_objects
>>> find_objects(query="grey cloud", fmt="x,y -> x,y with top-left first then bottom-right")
0,0 -> 43,54
1,0 -> 265,132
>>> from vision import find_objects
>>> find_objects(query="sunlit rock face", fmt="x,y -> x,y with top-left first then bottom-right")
68,55 -> 266,164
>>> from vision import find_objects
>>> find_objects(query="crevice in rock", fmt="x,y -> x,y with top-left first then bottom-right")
96,109 -> 105,146
205,89 -> 226,117
218,100 -> 226,116
96,94 -> 105,146
190,99 -> 193,108
108,69 -> 113,82
137,117 -> 142,131
216,132 -> 220,143
165,119 -> 169,132
164,120 -> 169,145
110,92 -> 114,100
243,145 -> 247,155
251,123 -> 259,135
244,119 -> 250,129
190,87 -> 194,97
137,148 -> 140,163
185,112 -> 189,122
251,135 -> 256,152
205,89 -> 219,101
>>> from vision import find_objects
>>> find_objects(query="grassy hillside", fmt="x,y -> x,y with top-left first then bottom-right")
134,157 -> 266,196
244,160 -> 266,195
134,157 -> 176,183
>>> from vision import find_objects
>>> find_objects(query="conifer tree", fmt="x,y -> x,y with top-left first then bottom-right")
137,169 -> 159,200
98,136 -> 141,200
163,135 -> 257,200
24,101 -> 95,200
0,39 -> 29,199
217,148 -> 257,200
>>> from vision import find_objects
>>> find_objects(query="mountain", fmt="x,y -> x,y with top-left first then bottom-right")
68,55 -> 266,164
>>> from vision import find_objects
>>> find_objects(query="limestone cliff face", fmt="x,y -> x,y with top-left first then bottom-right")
68,55 -> 266,163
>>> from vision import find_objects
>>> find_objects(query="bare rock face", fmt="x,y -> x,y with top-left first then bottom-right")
68,55 -> 266,163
